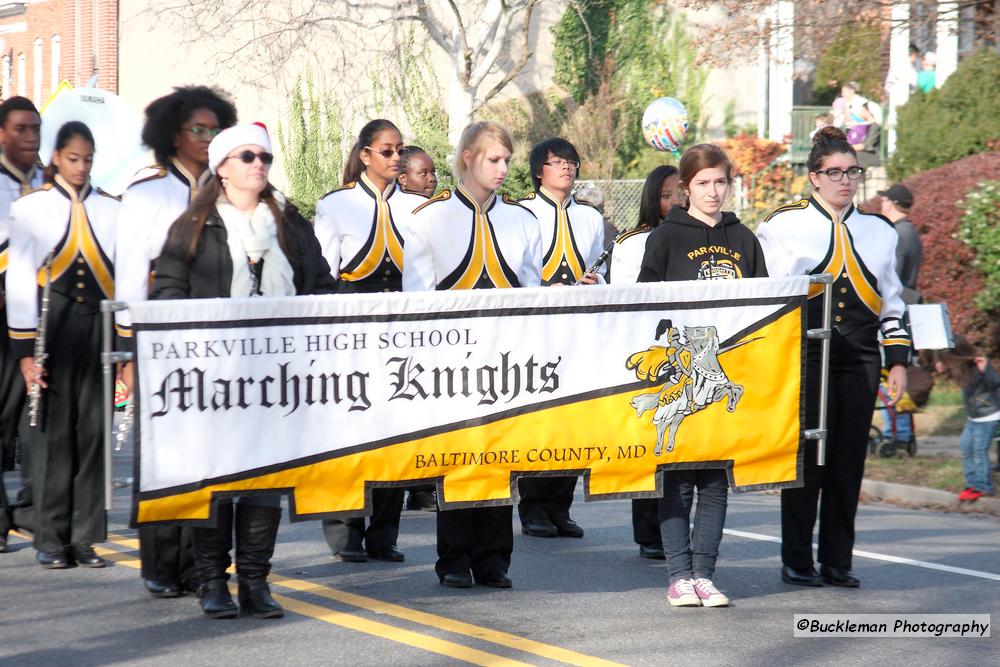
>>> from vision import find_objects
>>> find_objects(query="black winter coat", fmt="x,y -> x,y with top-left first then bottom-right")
151,207 -> 337,300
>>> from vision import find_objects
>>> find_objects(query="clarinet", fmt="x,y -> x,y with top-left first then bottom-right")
29,251 -> 55,428
573,242 -> 614,285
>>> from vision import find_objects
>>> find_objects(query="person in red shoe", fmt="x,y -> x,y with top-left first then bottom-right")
934,337 -> 999,502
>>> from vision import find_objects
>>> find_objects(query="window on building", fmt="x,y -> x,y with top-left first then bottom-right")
34,38 -> 43,104
51,35 -> 60,93
1,56 -> 9,100
17,53 -> 25,97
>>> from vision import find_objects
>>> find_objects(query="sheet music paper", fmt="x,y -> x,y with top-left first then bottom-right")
907,304 -> 955,350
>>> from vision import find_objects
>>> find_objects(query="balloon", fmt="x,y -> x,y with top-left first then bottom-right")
641,97 -> 689,154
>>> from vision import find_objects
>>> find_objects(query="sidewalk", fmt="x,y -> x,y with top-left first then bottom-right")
862,434 -> 1000,516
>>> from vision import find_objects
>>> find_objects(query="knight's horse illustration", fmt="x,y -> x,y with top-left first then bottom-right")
627,323 -> 745,456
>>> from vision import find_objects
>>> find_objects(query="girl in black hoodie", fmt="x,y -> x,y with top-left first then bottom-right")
638,144 -> 767,608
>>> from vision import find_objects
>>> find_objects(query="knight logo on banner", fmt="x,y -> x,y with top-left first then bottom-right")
126,277 -> 809,525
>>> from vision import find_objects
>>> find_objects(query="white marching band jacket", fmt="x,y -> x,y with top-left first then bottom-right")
314,173 -> 413,293
402,183 -> 542,291
0,157 -> 44,283
114,160 -> 212,339
7,176 -> 119,357
608,227 -> 651,286
519,188 -> 606,285
756,194 -> 912,367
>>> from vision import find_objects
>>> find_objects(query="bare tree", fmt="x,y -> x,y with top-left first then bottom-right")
149,0 -> 541,143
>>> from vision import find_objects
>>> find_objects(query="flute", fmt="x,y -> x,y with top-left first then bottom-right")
573,242 -> 614,285
29,251 -> 55,428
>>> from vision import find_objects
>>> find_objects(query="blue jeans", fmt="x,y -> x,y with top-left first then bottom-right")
960,419 -> 998,494
880,407 -> 913,441
658,468 -> 728,582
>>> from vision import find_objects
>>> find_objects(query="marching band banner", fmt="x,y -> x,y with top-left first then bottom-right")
128,276 -> 809,525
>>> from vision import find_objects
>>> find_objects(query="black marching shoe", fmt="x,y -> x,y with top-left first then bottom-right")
639,544 -> 666,560
367,545 -> 405,562
477,571 -> 512,589
440,572 -> 474,588
781,564 -> 824,587
238,578 -> 284,619
521,518 -> 558,538
406,489 -> 437,511
200,579 -> 238,619
144,579 -> 182,598
36,550 -> 71,569
553,518 -> 584,538
336,546 -> 369,563
820,565 -> 860,588
71,544 -> 107,568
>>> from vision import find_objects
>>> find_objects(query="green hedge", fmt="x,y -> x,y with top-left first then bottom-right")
889,50 -> 1000,180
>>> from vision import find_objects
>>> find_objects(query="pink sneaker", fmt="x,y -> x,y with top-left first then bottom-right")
693,578 -> 730,607
666,578 -> 701,607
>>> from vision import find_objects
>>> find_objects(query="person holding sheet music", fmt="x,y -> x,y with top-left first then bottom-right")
757,127 -> 910,589
151,123 -> 336,619
403,121 -> 542,589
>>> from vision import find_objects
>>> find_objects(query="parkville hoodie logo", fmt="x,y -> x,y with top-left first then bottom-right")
626,319 -> 761,455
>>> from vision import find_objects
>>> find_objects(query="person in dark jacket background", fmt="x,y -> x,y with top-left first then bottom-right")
152,123 -> 336,620
637,144 -> 766,608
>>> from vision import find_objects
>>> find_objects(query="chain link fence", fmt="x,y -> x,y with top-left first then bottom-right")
574,179 -> 645,232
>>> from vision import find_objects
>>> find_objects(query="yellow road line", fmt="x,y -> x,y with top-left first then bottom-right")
76,532 -> 624,667
11,533 -> 533,667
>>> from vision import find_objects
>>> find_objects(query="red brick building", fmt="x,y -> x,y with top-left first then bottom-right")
0,0 -> 118,106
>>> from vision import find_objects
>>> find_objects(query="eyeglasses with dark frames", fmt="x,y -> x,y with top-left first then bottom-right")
365,146 -> 404,159
543,159 -> 581,170
815,166 -> 865,181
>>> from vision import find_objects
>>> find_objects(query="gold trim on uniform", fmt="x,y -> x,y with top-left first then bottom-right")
412,188 -> 451,214
0,154 -> 40,195
339,172 -> 405,282
764,198 -> 808,223
39,176 -> 115,298
807,204 -> 881,315
538,187 -> 585,282
447,184 -> 513,290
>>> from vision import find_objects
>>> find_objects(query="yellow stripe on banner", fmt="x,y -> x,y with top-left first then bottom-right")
86,533 -> 620,667
138,307 -> 803,522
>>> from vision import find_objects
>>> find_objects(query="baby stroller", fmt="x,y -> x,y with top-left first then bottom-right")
868,365 -> 932,458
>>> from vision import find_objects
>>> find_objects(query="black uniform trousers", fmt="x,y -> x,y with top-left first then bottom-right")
436,506 -> 513,580
781,333 -> 880,571
322,488 -> 404,553
31,292 -> 106,553
139,525 -> 197,584
0,305 -> 32,537
631,498 -> 662,547
517,476 -> 577,524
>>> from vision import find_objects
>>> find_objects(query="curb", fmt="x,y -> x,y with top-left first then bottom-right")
861,478 -> 1000,516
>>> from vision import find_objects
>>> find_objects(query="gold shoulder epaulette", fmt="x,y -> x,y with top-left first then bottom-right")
763,198 -> 809,223
614,227 -> 647,244
519,192 -> 536,201
858,206 -> 894,226
320,181 -> 356,201
502,193 -> 536,217
96,187 -> 122,201
130,165 -> 168,187
573,196 -> 601,212
24,183 -> 53,196
413,188 -> 451,214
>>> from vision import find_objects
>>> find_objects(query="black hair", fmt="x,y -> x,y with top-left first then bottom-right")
807,126 -> 856,173
399,145 -> 431,174
529,137 -> 580,191
0,96 -> 39,129
637,165 -> 679,230
343,119 -> 400,185
43,121 -> 95,183
141,86 -> 237,166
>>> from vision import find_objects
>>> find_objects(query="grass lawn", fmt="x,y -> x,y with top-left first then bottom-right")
863,455 -> 970,494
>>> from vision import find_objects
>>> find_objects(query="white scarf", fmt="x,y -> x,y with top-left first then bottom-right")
216,195 -> 295,298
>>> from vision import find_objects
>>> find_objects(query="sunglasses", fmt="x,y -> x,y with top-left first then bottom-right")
225,150 -> 274,165
365,146 -> 404,159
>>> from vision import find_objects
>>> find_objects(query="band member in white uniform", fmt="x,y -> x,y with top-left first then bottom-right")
515,137 -> 604,540
757,127 -> 910,588
403,121 -> 542,588
610,165 -> 680,559
115,86 -> 237,598
0,96 -> 43,550
314,119 -> 408,563
8,122 -> 118,569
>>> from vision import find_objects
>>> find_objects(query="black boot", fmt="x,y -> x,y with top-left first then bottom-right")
236,504 -> 283,619
192,502 -> 237,619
